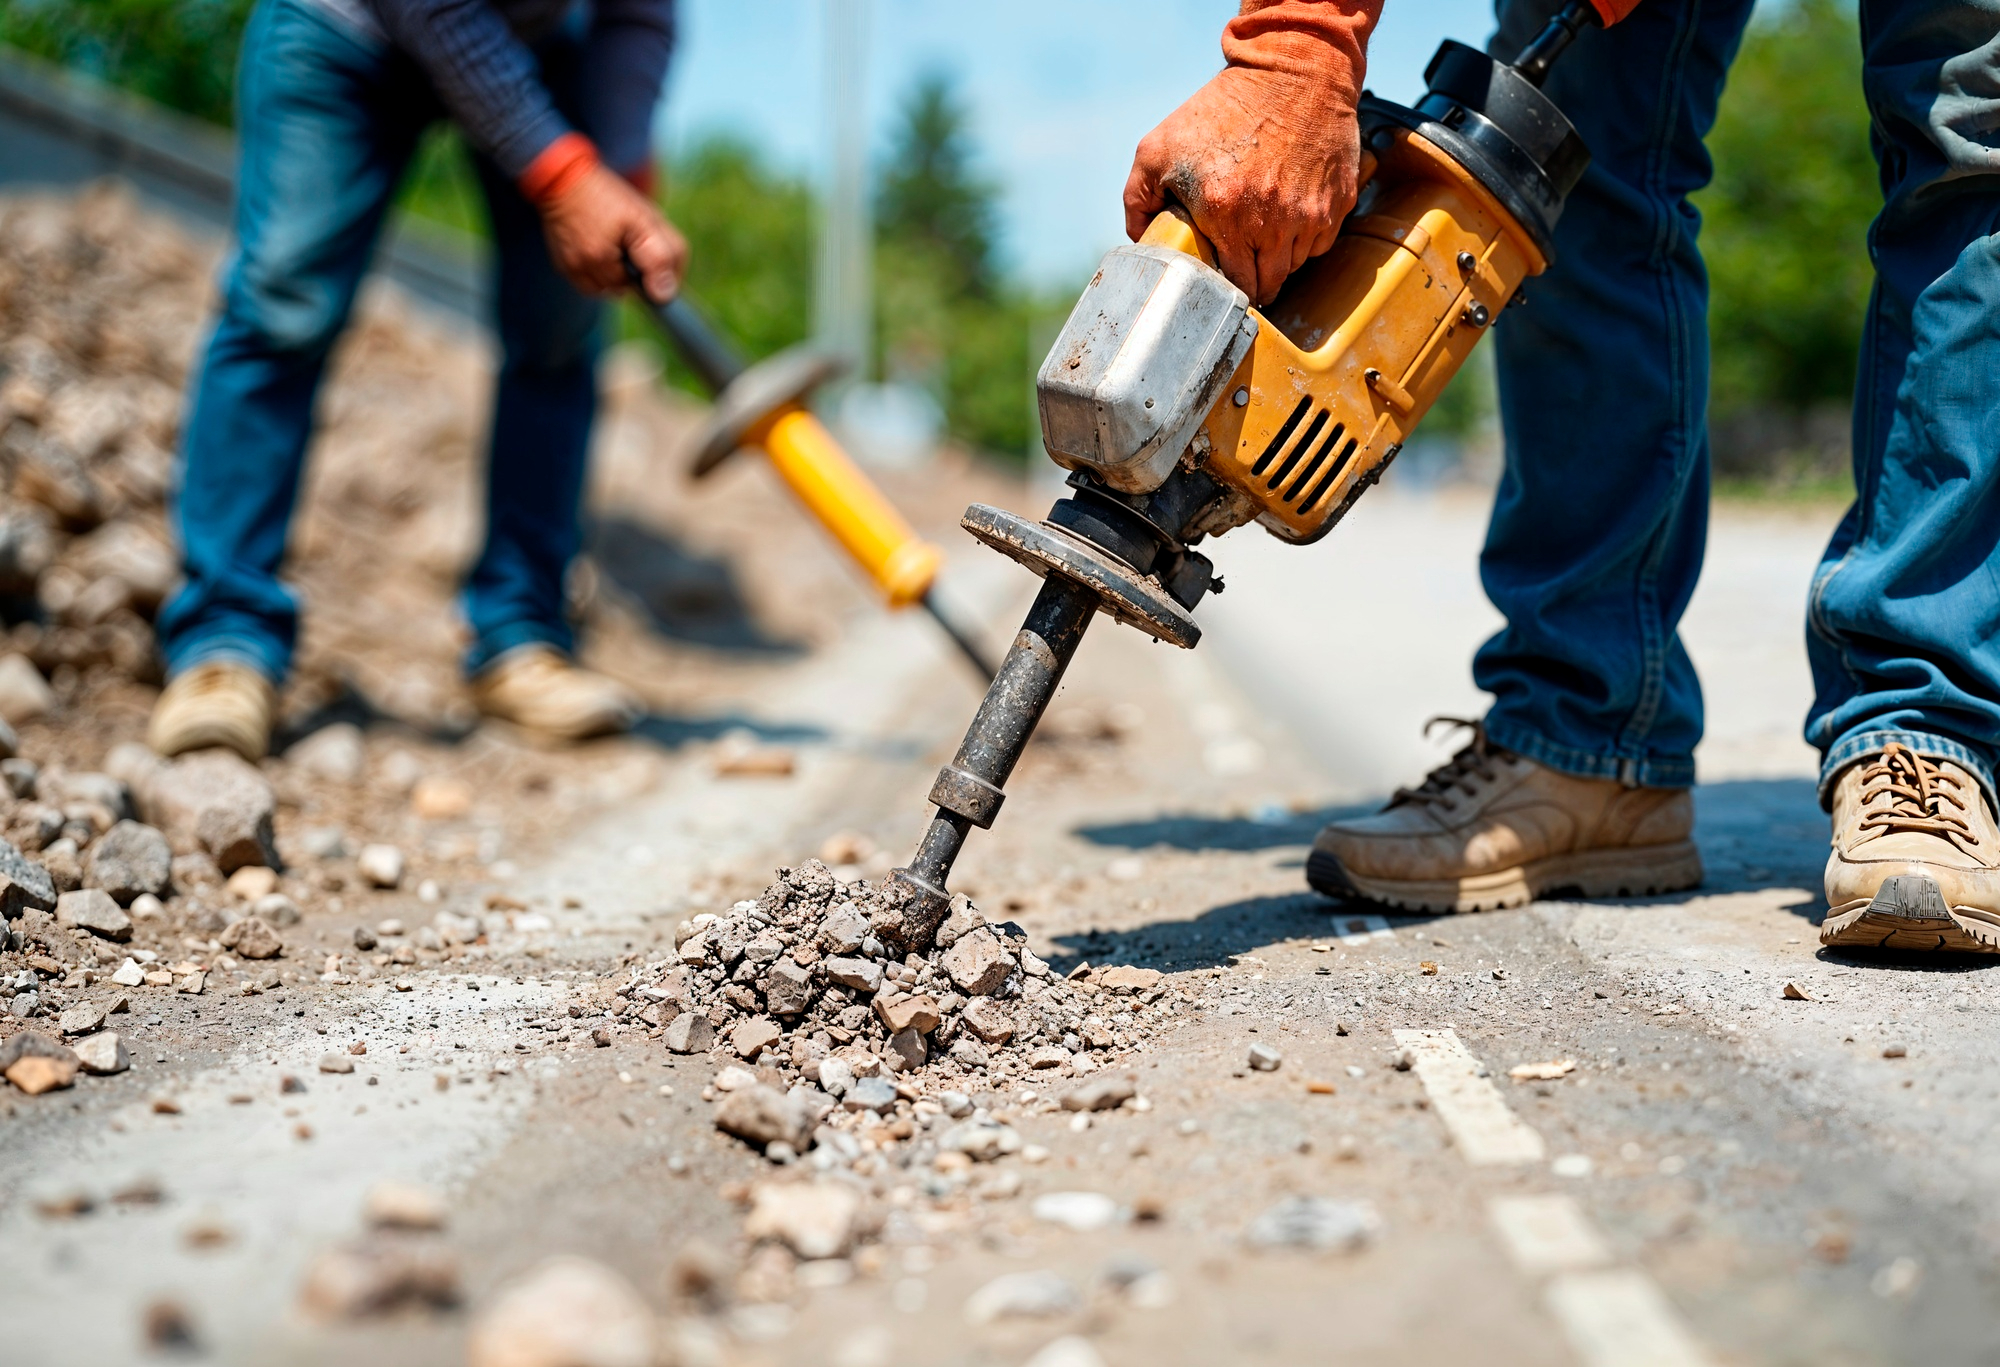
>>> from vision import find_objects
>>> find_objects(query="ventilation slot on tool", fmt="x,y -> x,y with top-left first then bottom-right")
1249,396 -> 1314,479
1265,409 -> 1329,492
1298,436 -> 1359,513
1282,421 -> 1348,503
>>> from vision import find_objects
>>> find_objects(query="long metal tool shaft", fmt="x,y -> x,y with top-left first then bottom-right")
922,590 -> 1001,683
898,574 -> 1098,902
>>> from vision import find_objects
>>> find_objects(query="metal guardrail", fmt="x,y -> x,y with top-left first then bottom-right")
0,44 -> 489,324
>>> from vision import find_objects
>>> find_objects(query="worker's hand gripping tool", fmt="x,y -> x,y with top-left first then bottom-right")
625,276 -> 998,681
874,4 -> 1600,952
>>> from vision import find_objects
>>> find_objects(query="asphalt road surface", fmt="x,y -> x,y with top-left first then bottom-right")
10,485 -> 1998,1367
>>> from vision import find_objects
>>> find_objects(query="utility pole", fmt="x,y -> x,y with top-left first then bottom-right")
814,0 -> 871,391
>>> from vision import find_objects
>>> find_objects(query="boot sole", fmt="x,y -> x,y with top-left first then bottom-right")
1820,874 -> 2000,953
1305,841 -> 1704,915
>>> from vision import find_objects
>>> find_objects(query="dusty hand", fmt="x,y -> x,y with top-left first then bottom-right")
1123,65 -> 1362,306
539,162 -> 688,303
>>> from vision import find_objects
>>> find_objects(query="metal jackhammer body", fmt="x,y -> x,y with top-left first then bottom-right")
881,4 -> 1602,950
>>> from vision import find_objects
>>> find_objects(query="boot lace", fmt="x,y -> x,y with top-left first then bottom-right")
180,662 -> 256,695
1389,716 -> 1515,810
1855,743 -> 1979,853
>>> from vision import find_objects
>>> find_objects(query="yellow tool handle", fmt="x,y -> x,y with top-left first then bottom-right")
752,406 -> 943,609
1138,154 -> 1377,274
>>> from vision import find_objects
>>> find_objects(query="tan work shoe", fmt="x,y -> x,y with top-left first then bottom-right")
470,644 -> 642,741
147,659 -> 276,762
1305,719 -> 1702,913
1819,744 -> 2000,952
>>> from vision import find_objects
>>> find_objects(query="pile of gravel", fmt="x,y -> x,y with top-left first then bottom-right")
611,861 -> 1186,1150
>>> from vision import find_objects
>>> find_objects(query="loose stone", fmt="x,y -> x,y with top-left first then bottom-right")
56,888 -> 131,941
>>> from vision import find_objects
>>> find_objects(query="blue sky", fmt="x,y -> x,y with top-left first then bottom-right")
658,1 -> 1500,287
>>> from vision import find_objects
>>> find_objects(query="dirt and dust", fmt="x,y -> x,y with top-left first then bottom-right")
8,182 -> 1999,1367
0,183 -> 1020,1063
620,856 -> 1192,1184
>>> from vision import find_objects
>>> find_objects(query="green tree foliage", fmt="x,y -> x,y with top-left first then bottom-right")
649,133 -> 816,395
874,71 -> 1047,457
0,0 -> 253,126
1696,0 -> 1876,417
878,74 -> 999,301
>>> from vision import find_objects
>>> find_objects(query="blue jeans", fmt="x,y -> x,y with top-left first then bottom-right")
1480,0 -> 2000,805
157,0 -> 602,682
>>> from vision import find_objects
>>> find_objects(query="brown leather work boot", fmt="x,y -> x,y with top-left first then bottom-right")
1819,744 -> 2000,952
1305,720 -> 1702,913
470,644 -> 642,741
146,659 -> 276,762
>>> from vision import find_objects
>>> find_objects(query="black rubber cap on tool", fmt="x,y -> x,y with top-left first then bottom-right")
1360,40 -> 1590,260
1424,41 -> 1589,198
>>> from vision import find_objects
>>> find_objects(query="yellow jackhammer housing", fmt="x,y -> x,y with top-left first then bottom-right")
867,5 -> 1602,952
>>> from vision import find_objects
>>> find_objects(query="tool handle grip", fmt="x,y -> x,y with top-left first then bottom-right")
759,408 -> 942,609
1137,202 -> 1218,268
1136,163 -> 1377,292
621,255 -> 743,395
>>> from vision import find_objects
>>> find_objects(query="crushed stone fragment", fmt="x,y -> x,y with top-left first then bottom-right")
1245,1196 -> 1380,1253
625,860 -> 1177,1135
1508,1059 -> 1577,1082
964,1269 -> 1081,1324
1060,1075 -> 1136,1112
743,1180 -> 862,1259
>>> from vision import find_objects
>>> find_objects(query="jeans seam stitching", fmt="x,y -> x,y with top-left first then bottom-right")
1804,281 -> 1887,757
1615,0 -> 1706,760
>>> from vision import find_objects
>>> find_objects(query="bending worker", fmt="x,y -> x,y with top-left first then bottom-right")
1129,0 -> 2000,952
148,0 -> 685,758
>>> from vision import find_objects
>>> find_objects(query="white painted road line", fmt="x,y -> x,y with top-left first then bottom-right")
1393,1028 -> 1547,1166
1398,1029 -> 1717,1364
1488,1195 -> 1614,1277
1545,1270 -> 1716,1367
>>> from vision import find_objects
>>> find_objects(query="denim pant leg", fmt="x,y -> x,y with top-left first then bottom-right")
156,0 -> 433,682
1473,0 -> 1756,788
460,33 -> 602,676
1806,2 -> 2000,804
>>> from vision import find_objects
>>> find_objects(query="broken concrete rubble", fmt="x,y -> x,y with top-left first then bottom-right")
83,819 -> 172,903
663,1014 -> 714,1054
0,836 -> 57,918
2,1029 -> 79,1093
71,1030 -> 129,1074
111,746 -> 279,872
56,887 -> 130,940
1245,1196 -> 1380,1253
465,1257 -> 654,1367
1061,1075 -> 1137,1112
714,1084 -> 814,1151
743,1180 -> 863,1260
651,862 -> 1188,1167
943,927 -> 1012,996
218,915 -> 282,960
298,1233 -> 459,1319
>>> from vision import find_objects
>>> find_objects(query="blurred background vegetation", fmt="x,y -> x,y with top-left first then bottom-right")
1696,0 -> 1873,495
0,0 -> 1875,487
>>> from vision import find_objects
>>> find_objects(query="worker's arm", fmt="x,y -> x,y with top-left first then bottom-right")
366,0 -> 686,301
575,0 -> 677,191
1124,0 -> 1384,306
